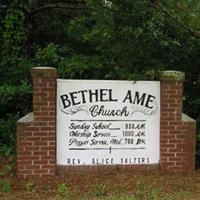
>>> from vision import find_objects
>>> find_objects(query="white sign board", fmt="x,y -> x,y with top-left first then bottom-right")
57,80 -> 160,165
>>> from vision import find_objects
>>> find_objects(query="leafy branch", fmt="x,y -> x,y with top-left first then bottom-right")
151,0 -> 200,37
25,3 -> 88,16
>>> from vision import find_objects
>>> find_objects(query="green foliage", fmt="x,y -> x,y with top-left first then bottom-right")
0,82 -> 32,112
93,183 -> 109,197
26,181 -> 37,193
0,81 -> 32,154
35,43 -> 59,66
0,164 -> 13,176
162,0 -> 200,33
65,0 -> 187,79
0,2 -> 32,155
0,180 -> 12,193
2,2 -> 27,55
0,57 -> 33,85
58,55 -> 103,79
0,0 -> 199,158
135,180 -> 161,200
57,183 -> 70,198
0,115 -> 18,155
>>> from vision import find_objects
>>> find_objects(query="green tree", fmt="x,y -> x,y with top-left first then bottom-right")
0,0 -> 199,156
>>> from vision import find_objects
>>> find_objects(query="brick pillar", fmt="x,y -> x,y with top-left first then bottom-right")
160,71 -> 196,173
16,67 -> 57,178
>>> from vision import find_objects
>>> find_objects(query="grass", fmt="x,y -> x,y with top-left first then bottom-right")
92,183 -> 110,197
25,181 -> 37,192
82,178 -> 193,200
0,154 -> 199,200
0,164 -> 13,176
0,180 -> 12,193
0,177 -> 195,200
57,183 -> 71,198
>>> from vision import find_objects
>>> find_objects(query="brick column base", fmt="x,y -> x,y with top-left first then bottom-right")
159,71 -> 196,173
16,67 -> 57,178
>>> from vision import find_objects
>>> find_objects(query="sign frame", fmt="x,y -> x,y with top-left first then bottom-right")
56,79 -> 160,166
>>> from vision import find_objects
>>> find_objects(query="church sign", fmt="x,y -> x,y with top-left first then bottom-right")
56,80 -> 160,166
16,67 -> 196,178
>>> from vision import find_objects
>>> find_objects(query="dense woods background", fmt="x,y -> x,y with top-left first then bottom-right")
0,0 -> 199,163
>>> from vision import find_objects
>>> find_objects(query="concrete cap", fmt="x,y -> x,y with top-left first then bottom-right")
160,70 -> 185,81
31,67 -> 57,78
18,112 -> 33,124
182,113 -> 196,123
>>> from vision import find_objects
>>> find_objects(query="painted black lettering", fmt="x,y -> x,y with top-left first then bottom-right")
100,89 -> 108,102
60,94 -> 71,108
145,95 -> 155,109
69,91 -> 81,106
109,89 -> 117,102
89,89 -> 98,102
122,90 -> 132,103
78,90 -> 88,104
133,91 -> 146,106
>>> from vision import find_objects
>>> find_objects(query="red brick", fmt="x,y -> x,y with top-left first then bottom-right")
176,152 -> 187,157
32,121 -> 48,126
162,125 -> 176,130
26,127 -> 40,132
20,151 -> 32,156
49,141 -> 56,146
34,116 -> 54,121
17,160 -> 32,165
161,135 -> 175,139
33,160 -> 48,165
168,148 -> 183,153
26,137 -> 40,142
160,139 -> 168,144
161,144 -> 175,148
161,153 -> 175,157
169,157 -> 182,161
33,169 -> 49,174
168,166 -> 183,170
33,151 -> 47,156
41,136 -> 55,141
33,132 -> 48,137
18,170 -> 33,174
41,127 -> 55,131
169,139 -> 184,144
26,165 -> 41,170
25,147 -> 40,151
33,141 -> 47,146
34,112 -> 49,116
